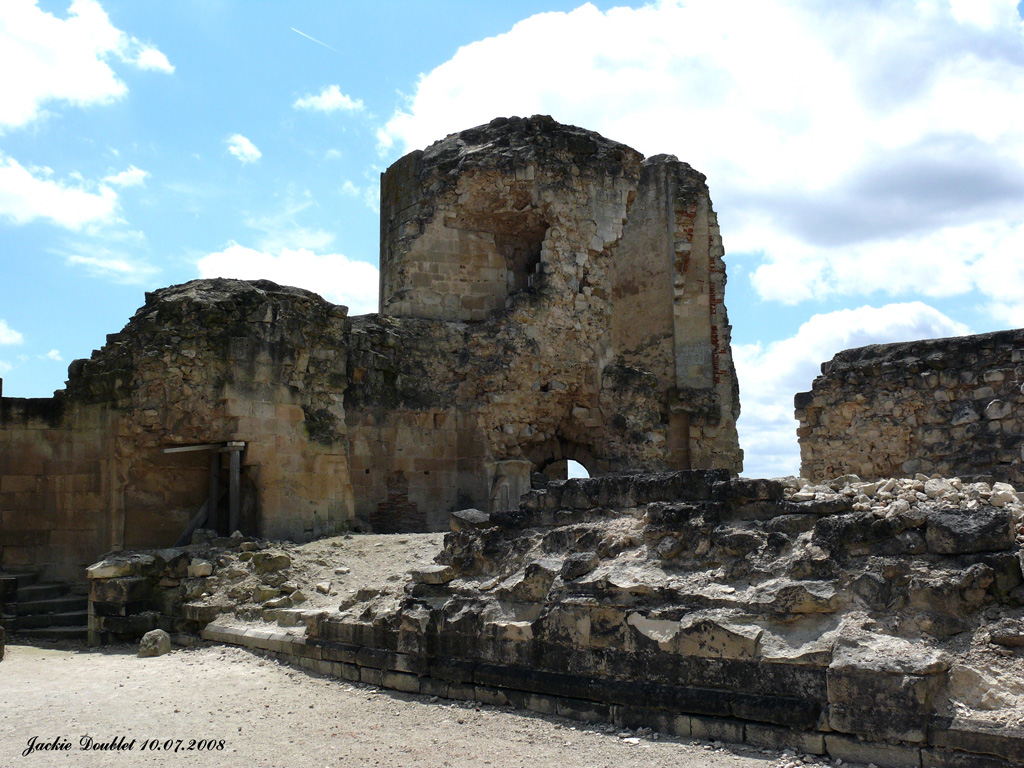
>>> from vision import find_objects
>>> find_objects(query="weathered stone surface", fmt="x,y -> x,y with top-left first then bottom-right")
926,506 -> 1015,554
87,555 -> 157,580
450,509 -> 494,533
138,628 -> 171,658
796,329 -> 1024,485
300,471 -> 1024,764
187,559 -> 214,578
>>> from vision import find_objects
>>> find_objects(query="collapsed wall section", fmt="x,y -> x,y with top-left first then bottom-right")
796,328 -> 1024,483
612,155 -> 741,472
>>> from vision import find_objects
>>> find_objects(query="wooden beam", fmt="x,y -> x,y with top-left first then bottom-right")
229,448 -> 241,534
162,443 -> 224,454
174,497 -> 210,548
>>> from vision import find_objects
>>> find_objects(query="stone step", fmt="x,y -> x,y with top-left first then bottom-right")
14,596 -> 88,616
16,625 -> 88,641
0,570 -> 39,592
15,610 -> 88,629
15,583 -> 72,602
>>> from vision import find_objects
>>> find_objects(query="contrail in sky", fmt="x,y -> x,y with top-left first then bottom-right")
291,27 -> 340,53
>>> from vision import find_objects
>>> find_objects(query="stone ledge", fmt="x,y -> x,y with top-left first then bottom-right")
199,624 -> 1021,768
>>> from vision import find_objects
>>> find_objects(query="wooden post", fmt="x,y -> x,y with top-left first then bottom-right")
227,443 -> 243,534
208,450 -> 220,535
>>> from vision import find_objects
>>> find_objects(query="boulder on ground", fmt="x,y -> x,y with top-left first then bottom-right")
138,629 -> 172,658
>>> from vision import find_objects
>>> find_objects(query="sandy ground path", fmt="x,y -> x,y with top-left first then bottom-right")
0,641 -> 810,768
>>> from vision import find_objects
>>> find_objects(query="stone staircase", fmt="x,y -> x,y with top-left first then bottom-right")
0,570 -> 89,641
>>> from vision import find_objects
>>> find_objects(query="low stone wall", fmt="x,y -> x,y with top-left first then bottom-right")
796,329 -> 1024,483
278,470 -> 1024,768
85,531 -> 285,644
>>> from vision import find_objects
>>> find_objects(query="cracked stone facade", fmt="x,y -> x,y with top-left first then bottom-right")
0,115 -> 742,581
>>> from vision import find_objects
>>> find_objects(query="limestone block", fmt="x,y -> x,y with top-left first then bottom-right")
251,551 -> 291,574
187,559 -> 214,578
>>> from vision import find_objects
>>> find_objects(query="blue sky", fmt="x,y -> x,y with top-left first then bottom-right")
2,0 -> 1023,479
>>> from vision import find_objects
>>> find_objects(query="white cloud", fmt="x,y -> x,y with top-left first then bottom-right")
131,46 -> 174,73
293,85 -> 364,113
243,193 -> 337,252
226,134 -> 261,164
0,0 -> 173,131
44,349 -> 62,361
734,302 -> 970,479
196,242 -> 379,315
0,319 -> 25,345
376,0 -> 1024,321
64,243 -> 158,283
102,165 -> 149,187
0,153 -> 119,229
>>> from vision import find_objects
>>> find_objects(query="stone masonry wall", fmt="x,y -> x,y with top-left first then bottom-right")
1,280 -> 355,581
380,116 -> 742,483
0,396 -> 119,583
1,116 -> 744,576
796,329 -> 1024,483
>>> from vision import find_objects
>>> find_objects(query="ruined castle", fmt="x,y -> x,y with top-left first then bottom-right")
0,116 -> 741,582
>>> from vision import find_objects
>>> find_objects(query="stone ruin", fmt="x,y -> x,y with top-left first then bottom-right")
796,329 -> 1024,486
6,115 -> 1024,765
0,115 -> 741,583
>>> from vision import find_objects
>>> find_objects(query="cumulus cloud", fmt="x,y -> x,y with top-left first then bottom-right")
0,0 -> 173,131
197,243 -> 379,315
102,165 -> 149,188
293,85 -> 364,113
734,302 -> 971,479
376,0 -> 1024,324
0,153 -> 119,229
44,349 -> 62,361
226,134 -> 261,164
0,319 -> 24,345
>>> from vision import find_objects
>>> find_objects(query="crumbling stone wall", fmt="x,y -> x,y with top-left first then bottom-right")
1,116 -> 743,577
796,329 -> 1024,483
288,469 -> 1024,768
1,281 -> 354,580
376,116 -> 742,499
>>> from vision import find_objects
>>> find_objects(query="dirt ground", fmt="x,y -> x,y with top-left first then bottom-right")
0,533 -> 851,768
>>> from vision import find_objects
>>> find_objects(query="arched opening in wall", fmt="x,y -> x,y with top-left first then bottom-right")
529,440 -> 602,490
567,460 -> 590,479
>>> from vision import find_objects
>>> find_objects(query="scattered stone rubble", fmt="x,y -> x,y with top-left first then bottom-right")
92,467 -> 1024,765
86,530 -> 443,643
